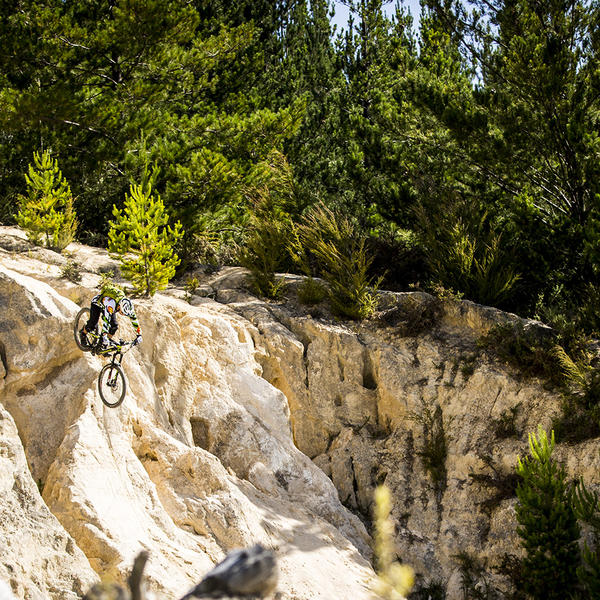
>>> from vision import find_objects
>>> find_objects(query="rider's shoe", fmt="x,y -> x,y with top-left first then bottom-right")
92,334 -> 108,355
79,327 -> 89,347
96,335 -> 116,355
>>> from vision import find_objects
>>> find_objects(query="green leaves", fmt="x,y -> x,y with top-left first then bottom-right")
108,180 -> 183,296
16,150 -> 77,252
291,202 -> 382,319
515,426 -> 581,599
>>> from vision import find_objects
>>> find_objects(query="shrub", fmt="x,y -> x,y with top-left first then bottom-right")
109,179 -> 183,296
515,427 -> 580,599
365,227 -> 428,292
238,152 -> 295,299
552,402 -> 600,444
378,295 -> 442,337
572,478 -> 600,596
184,277 -> 200,303
60,259 -> 82,283
16,150 -> 77,252
416,207 -> 520,307
297,277 -> 327,306
292,202 -> 382,320
238,194 -> 290,299
478,323 -> 565,386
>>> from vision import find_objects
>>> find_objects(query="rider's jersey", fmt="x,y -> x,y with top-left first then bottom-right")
92,294 -> 141,335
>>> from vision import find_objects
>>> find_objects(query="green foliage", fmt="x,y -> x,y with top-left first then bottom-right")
572,478 -> 600,597
97,270 -> 118,291
184,277 -> 200,303
552,402 -> 600,445
515,427 -> 580,599
60,259 -> 82,283
108,180 -> 183,296
238,151 -> 295,299
3,0 -> 600,344
480,320 -> 600,441
239,212 -> 289,300
535,281 -> 600,343
16,150 -> 77,252
292,203 -> 382,320
478,323 -> 570,387
416,208 -> 520,307
296,277 -> 327,306
366,228 -> 428,294
288,220 -> 327,305
378,295 -> 442,337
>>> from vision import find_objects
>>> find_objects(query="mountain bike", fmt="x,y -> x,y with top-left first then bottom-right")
73,307 -> 136,408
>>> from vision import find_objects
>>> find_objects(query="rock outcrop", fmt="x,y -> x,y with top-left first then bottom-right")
1,225 -> 599,599
200,269 -> 600,596
0,228 -> 373,600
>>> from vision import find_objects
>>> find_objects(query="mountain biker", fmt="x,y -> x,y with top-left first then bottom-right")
79,282 -> 142,354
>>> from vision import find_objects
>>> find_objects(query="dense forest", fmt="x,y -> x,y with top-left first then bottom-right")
1,0 -> 599,333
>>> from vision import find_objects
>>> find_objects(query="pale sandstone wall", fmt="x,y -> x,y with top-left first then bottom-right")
0,228 -> 373,600
2,225 -> 599,599
206,270 -> 600,597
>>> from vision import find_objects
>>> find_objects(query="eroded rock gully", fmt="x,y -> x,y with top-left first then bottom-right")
1,225 -> 599,600
215,273 -> 600,596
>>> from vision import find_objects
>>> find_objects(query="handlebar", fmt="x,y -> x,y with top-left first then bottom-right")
113,339 -> 137,353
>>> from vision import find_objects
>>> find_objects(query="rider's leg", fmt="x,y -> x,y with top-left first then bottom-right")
84,303 -> 101,334
101,318 -> 112,347
80,303 -> 101,346
107,312 -> 118,342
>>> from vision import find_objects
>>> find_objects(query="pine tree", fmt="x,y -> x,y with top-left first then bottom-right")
515,426 -> 580,599
423,0 -> 600,314
108,179 -> 183,297
572,478 -> 600,596
16,149 -> 77,252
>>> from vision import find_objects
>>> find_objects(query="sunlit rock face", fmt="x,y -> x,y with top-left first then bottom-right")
0,227 -> 373,600
210,270 -> 598,597
2,224 -> 599,600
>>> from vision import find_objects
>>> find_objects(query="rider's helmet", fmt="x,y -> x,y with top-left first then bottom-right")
101,282 -> 126,304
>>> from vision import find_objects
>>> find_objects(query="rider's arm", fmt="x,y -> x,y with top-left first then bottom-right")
129,309 -> 141,337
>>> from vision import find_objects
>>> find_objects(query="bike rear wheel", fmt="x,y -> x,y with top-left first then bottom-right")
98,364 -> 127,408
73,307 -> 98,351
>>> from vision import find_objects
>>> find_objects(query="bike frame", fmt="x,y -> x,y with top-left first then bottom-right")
104,341 -> 134,364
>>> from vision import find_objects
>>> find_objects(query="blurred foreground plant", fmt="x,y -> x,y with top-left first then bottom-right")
373,485 -> 414,599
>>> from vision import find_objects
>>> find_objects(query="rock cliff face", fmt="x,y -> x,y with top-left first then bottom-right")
1,226 -> 599,599
0,228 -> 372,600
202,272 -> 600,596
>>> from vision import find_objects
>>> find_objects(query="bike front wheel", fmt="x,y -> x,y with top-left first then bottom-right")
98,364 -> 127,408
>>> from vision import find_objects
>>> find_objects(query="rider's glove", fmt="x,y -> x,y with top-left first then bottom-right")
134,334 -> 142,346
